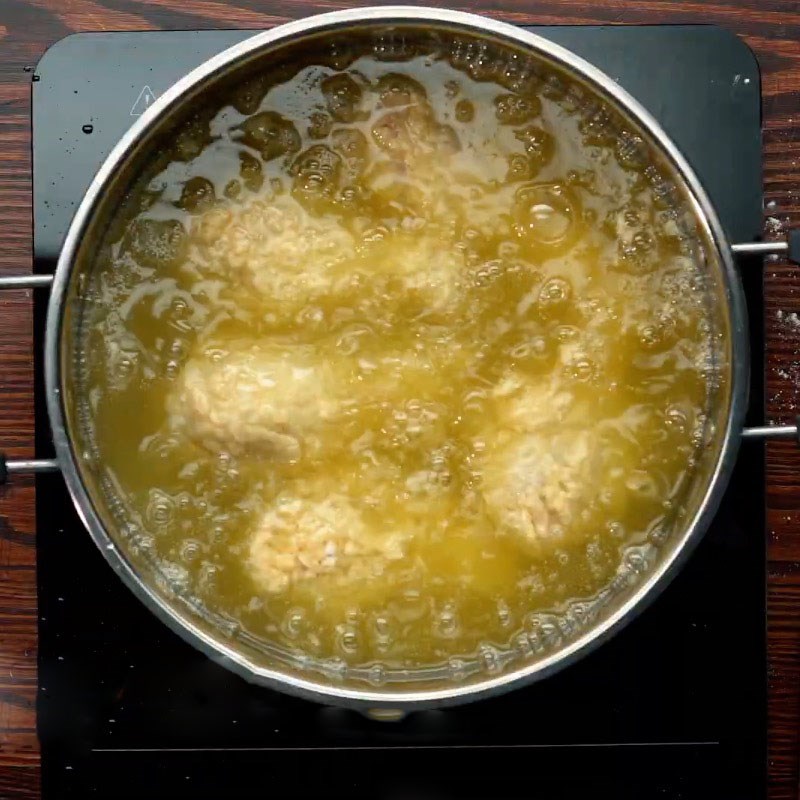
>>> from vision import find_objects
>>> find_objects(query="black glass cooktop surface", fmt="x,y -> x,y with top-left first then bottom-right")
32,25 -> 766,800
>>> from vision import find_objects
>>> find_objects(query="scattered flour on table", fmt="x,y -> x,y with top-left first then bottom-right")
776,309 -> 800,330
772,309 -> 800,412
765,216 -> 784,237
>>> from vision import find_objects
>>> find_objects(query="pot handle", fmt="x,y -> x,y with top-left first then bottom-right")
0,273 -> 57,484
733,234 -> 800,442
0,456 -> 60,484
741,421 -> 800,443
731,229 -> 800,260
0,274 -> 54,290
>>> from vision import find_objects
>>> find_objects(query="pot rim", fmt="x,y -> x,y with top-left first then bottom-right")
44,6 -> 749,709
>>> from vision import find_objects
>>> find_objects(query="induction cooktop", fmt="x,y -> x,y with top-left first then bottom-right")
31,25 -> 766,799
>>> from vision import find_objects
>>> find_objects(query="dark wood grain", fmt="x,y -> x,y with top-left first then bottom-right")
1,1 -> 800,798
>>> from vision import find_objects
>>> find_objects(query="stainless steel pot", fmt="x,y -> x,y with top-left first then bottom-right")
1,7 -> 797,710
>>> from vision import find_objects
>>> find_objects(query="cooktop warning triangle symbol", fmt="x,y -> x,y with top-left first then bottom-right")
130,85 -> 157,116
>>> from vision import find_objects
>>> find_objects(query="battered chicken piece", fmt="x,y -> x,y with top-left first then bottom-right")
192,193 -> 463,317
168,340 -> 454,460
479,372 -> 605,547
248,493 -> 407,594
480,431 -> 598,546
361,230 -> 465,317
490,373 -> 577,431
190,195 -> 356,301
167,342 -> 341,460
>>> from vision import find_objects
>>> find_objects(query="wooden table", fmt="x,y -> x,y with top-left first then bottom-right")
1,1 -> 800,797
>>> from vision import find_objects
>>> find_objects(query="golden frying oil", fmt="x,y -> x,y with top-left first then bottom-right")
83,46 -> 712,669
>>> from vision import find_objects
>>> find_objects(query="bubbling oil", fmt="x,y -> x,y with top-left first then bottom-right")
82,39 -> 715,670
